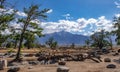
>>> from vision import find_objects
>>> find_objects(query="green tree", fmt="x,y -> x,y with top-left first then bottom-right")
70,43 -> 75,49
46,37 -> 58,49
15,5 -> 49,60
85,39 -> 90,48
0,0 -> 15,47
0,0 -> 6,8
9,31 -> 21,48
90,30 -> 110,49
106,31 -> 113,49
24,31 -> 35,49
113,17 -> 120,45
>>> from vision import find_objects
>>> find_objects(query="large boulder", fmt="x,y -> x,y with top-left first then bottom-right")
104,58 -> 111,62
106,64 -> 116,69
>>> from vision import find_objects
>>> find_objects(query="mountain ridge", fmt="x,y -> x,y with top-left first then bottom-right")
38,31 -> 89,45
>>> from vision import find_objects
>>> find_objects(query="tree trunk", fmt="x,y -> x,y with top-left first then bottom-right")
15,19 -> 29,61
15,32 -> 24,61
27,41 -> 30,49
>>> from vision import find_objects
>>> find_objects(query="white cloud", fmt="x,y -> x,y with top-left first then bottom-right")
40,16 -> 113,36
16,11 -> 27,17
46,9 -> 53,13
115,14 -> 120,17
3,9 -> 114,36
63,14 -> 70,17
115,1 -> 120,8
62,13 -> 73,20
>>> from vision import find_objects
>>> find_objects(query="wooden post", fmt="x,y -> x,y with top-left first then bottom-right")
0,60 -> 4,70
3,59 -> 7,68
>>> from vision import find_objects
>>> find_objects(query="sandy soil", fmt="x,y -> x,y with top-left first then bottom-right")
0,49 -> 120,72
0,54 -> 119,72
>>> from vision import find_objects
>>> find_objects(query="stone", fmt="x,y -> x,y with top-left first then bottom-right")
106,64 -> 116,69
113,52 -> 119,56
24,54 -> 34,57
102,48 -> 109,54
28,61 -> 39,65
113,58 -> 120,64
58,61 -> 66,66
7,67 -> 20,72
57,66 -> 69,72
104,58 -> 111,62
118,49 -> 120,53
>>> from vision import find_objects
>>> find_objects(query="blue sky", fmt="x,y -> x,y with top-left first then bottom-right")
8,0 -> 120,35
10,0 -> 118,21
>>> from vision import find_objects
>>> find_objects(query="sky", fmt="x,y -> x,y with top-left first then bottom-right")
7,0 -> 120,36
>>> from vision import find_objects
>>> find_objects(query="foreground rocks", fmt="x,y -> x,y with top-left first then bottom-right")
7,66 -> 20,72
106,64 -> 116,69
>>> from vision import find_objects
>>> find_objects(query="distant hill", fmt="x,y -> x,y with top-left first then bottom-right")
38,31 -> 89,45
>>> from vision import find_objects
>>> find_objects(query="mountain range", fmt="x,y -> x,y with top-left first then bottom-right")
38,31 -> 89,45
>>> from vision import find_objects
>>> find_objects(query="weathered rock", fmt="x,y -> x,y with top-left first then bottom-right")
57,66 -> 69,72
24,54 -> 34,57
21,61 -> 28,65
58,61 -> 66,66
104,58 -> 111,62
7,67 -> 20,72
28,61 -> 39,65
118,49 -> 120,53
102,48 -> 109,54
113,58 -> 120,64
106,64 -> 116,69
113,52 -> 119,56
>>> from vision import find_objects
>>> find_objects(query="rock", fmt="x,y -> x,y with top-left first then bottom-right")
35,53 -> 42,57
104,58 -> 111,62
113,58 -> 120,64
57,66 -> 69,72
106,64 -> 116,69
21,61 -> 28,65
102,48 -> 109,54
118,49 -> 120,53
113,52 -> 119,56
58,61 -> 66,66
7,67 -> 20,72
24,54 -> 34,57
28,61 -> 39,65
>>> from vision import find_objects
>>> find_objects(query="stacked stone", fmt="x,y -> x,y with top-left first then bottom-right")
57,59 -> 69,72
